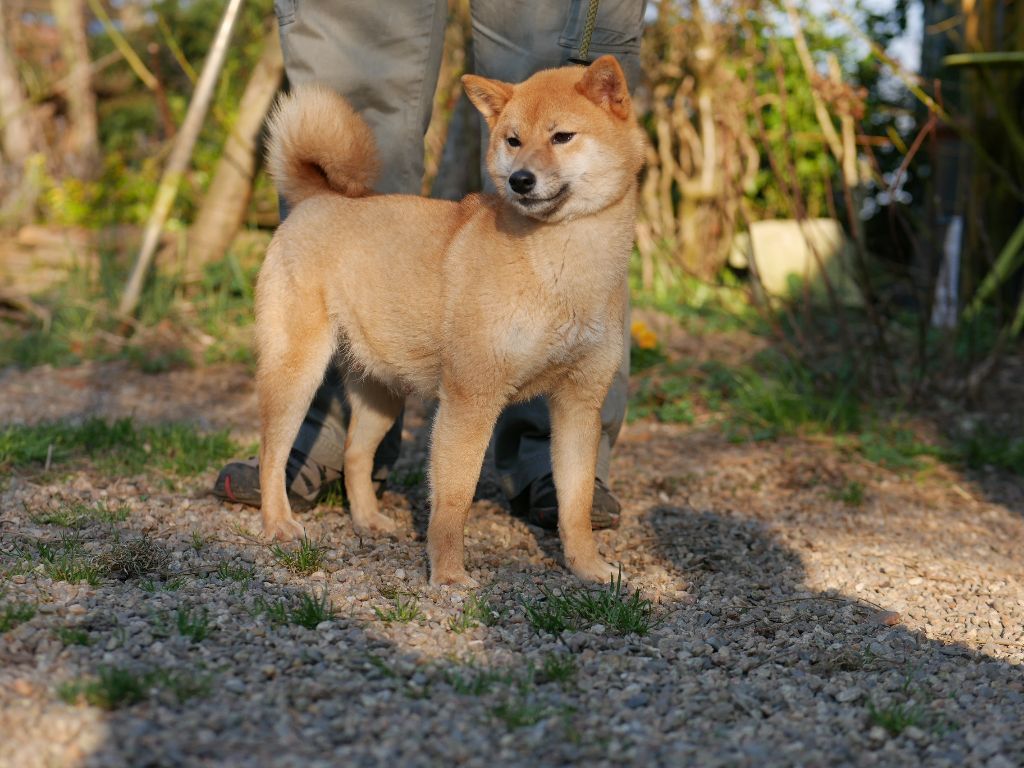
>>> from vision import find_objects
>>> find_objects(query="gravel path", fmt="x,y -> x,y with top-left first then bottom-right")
1,361 -> 1022,767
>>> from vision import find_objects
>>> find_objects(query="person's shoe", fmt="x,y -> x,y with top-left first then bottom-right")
212,454 -> 345,512
510,474 -> 621,531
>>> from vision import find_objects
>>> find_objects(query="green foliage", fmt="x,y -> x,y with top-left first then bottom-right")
490,696 -> 556,729
958,429 -> 1024,475
830,481 -> 866,506
28,531 -> 103,586
59,666 -> 149,710
216,562 -> 256,583
0,600 -> 36,632
269,535 -> 328,576
290,589 -> 336,629
374,594 -> 425,624
0,417 -> 238,477
536,654 -> 578,687
867,699 -> 928,736
523,572 -> 658,637
446,664 -> 522,696
857,425 -> 946,471
175,606 -> 212,642
629,351 -> 861,438
447,590 -> 501,633
31,500 -> 129,528
0,231 -> 261,372
59,665 -> 211,710
254,588 -> 335,629
56,627 -> 92,646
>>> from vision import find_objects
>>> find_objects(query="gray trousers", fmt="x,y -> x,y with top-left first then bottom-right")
276,0 -> 644,499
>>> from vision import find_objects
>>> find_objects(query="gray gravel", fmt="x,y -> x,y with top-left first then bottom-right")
1,362 -> 1022,767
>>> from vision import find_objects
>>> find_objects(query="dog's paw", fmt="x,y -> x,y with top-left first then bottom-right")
353,512 -> 398,537
262,517 -> 305,542
429,569 -> 479,589
570,557 -> 623,586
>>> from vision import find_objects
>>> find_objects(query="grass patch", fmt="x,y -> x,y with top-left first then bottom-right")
867,699 -> 929,736
536,653 -> 578,686
29,531 -> 103,586
175,606 -> 211,642
290,589 -> 336,629
524,572 -> 658,636
254,588 -> 335,629
857,426 -> 946,471
216,561 -> 255,583
56,626 -> 91,646
446,664 -> 523,696
447,590 -> 501,633
59,666 -> 148,710
59,665 -> 211,710
31,500 -> 129,528
491,695 -> 556,729
0,251 -> 261,371
0,417 -> 238,477
374,593 -> 424,624
958,428 -> 1024,475
269,535 -> 327,576
0,600 -> 36,632
829,480 -> 866,506
319,483 -> 346,507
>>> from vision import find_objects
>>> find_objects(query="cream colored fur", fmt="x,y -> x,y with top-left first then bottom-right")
254,57 -> 645,586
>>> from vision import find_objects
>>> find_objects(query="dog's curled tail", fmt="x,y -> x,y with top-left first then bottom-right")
266,84 -> 380,205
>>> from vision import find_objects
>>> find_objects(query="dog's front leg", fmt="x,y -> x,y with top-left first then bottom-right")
550,387 -> 621,584
427,392 -> 499,587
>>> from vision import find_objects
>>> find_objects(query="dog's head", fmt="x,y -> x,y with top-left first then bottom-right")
463,56 -> 646,223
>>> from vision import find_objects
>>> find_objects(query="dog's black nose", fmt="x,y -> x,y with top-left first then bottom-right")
508,170 -> 536,194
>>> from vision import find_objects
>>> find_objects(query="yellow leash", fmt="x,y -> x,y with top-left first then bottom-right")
571,0 -> 601,65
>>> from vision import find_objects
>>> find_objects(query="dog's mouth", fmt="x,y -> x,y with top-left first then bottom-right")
515,184 -> 569,214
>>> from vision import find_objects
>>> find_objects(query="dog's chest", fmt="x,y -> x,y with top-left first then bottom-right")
495,305 -> 608,375
550,313 -> 607,361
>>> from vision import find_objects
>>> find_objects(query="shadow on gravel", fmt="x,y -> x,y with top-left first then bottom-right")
630,503 -> 1024,766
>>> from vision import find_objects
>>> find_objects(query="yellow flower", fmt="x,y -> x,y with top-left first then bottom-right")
631,320 -> 659,350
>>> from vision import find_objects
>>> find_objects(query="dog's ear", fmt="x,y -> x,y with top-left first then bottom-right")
462,75 -> 514,126
576,55 -> 631,119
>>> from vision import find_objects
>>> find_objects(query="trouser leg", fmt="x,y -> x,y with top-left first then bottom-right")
473,0 -> 645,498
273,0 -> 447,482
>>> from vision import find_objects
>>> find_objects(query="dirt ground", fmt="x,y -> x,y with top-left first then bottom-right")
1,358 -> 1022,767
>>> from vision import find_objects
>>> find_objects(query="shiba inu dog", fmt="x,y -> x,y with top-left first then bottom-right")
254,55 -> 645,586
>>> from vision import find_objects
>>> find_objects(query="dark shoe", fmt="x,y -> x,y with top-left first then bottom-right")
510,474 -> 621,531
212,454 -> 343,512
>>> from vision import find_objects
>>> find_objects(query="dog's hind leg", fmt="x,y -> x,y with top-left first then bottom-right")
343,376 -> 404,536
427,391 -> 500,587
255,307 -> 337,542
550,387 -> 620,584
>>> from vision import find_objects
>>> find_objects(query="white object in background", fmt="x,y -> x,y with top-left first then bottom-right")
931,215 -> 962,329
728,218 -> 860,304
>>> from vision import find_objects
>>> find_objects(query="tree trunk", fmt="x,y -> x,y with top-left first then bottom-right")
52,0 -> 100,178
0,0 -> 41,167
0,0 -> 44,222
185,25 -> 283,281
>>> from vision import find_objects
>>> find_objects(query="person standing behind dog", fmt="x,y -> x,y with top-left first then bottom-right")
213,0 -> 647,529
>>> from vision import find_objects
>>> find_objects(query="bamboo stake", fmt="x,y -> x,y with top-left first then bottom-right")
119,0 -> 245,318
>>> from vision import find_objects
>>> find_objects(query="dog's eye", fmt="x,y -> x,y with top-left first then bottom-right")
506,136 -> 521,148
551,132 -> 576,145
